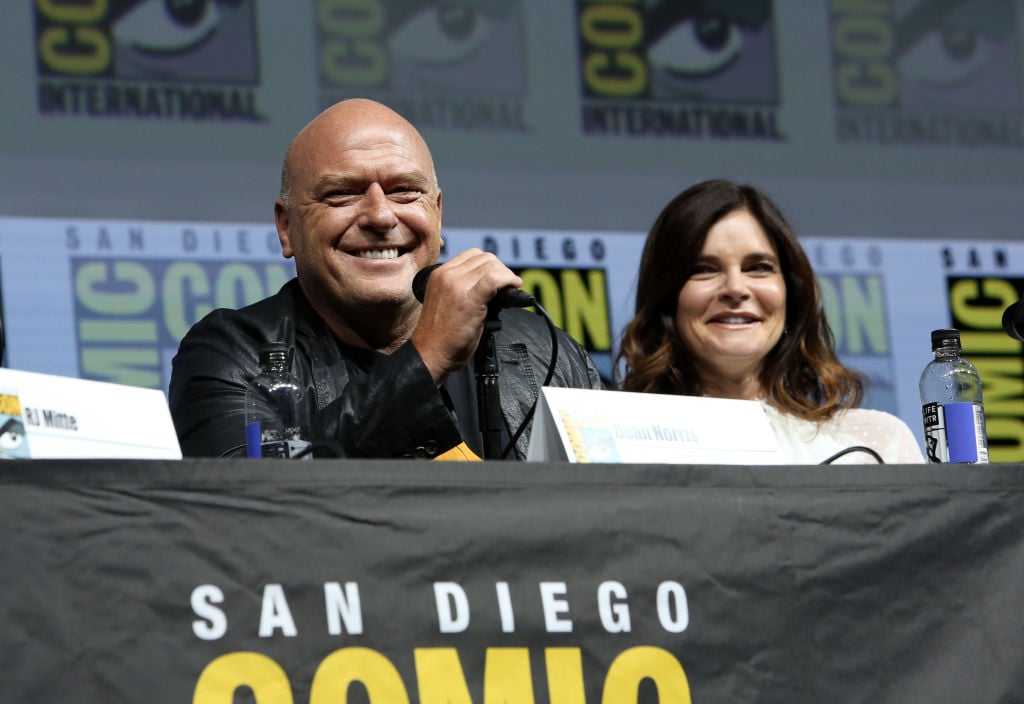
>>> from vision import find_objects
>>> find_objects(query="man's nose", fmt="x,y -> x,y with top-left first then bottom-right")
357,184 -> 398,232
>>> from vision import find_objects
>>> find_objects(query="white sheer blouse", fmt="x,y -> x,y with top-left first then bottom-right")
760,403 -> 926,465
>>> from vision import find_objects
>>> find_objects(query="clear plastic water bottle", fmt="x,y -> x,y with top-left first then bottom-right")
919,329 -> 988,464
244,341 -> 312,459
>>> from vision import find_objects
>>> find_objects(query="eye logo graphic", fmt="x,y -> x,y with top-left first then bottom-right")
831,0 -> 1023,147
35,0 -> 263,121
36,0 -> 259,83
315,0 -> 528,131
0,395 -> 30,460
897,1 -> 1020,111
577,0 -> 783,139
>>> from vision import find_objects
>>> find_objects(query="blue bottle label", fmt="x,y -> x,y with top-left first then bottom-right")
921,401 -> 988,464
245,421 -> 263,458
944,402 -> 988,463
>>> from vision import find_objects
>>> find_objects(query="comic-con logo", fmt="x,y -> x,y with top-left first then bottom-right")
576,0 -> 782,139
315,0 -> 528,131
944,274 -> 1024,463
35,0 -> 263,121
820,272 -> 897,414
72,256 -> 292,390
830,0 -> 1024,147
512,265 -> 613,383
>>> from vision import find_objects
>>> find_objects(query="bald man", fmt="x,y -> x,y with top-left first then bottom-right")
169,99 -> 602,460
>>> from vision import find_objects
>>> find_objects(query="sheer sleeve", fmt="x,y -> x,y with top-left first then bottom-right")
761,404 -> 926,464
832,409 -> 926,464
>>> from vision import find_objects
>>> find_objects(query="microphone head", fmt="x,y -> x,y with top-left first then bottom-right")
411,261 -> 536,309
1002,300 -> 1024,342
412,263 -> 442,303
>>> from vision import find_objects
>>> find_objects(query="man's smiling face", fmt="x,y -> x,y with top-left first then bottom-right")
275,100 -> 443,329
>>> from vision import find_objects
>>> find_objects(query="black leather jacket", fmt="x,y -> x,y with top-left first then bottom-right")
168,279 -> 603,459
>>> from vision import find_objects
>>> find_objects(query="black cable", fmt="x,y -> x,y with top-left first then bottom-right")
499,300 -> 558,459
820,445 -> 885,465
219,443 -> 247,458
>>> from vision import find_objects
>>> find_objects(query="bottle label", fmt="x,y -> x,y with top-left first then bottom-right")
258,438 -> 312,459
921,401 -> 989,464
245,421 -> 311,460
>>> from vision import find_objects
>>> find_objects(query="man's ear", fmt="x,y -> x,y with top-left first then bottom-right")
437,190 -> 444,249
274,199 -> 294,258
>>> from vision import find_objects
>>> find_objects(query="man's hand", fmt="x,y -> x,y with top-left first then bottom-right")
411,248 -> 524,384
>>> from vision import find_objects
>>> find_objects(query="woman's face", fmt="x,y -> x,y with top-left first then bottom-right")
675,209 -> 787,387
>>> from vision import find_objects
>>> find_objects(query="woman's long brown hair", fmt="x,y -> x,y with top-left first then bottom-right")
616,179 -> 863,421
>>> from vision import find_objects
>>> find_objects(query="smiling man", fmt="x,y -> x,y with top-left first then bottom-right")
169,99 -> 602,460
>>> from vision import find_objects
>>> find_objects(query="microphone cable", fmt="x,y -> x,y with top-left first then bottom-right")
819,445 -> 884,465
219,443 -> 247,458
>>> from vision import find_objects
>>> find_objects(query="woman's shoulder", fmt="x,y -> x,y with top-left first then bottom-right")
834,407 -> 926,463
842,406 -> 907,422
836,407 -> 916,433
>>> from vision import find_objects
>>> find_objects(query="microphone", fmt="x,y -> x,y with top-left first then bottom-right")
1002,299 -> 1024,342
412,263 -> 535,308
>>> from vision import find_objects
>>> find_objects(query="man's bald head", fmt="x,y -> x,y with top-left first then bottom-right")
279,99 -> 438,208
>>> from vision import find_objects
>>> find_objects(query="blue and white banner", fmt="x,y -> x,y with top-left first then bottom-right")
1,216 -> 1022,460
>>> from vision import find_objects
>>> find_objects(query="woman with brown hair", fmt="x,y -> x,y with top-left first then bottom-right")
617,179 -> 923,464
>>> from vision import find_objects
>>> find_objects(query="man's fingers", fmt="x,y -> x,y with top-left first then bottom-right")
412,250 -> 523,383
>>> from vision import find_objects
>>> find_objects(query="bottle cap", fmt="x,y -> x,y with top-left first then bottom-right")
258,341 -> 290,365
931,328 -> 961,352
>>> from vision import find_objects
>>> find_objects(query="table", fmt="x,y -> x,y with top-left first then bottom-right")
2,459 -> 1021,702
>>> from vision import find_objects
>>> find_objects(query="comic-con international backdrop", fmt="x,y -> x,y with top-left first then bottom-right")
1,2 -> 1023,457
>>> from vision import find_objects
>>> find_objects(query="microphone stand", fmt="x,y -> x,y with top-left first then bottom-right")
475,304 -> 505,460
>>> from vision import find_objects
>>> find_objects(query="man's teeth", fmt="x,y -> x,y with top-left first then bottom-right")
357,248 -> 399,259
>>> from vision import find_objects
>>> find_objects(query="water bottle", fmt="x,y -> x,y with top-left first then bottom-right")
244,341 -> 312,459
919,329 -> 988,464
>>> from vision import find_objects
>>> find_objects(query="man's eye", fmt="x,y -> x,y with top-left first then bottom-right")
322,191 -> 356,203
389,187 -> 422,199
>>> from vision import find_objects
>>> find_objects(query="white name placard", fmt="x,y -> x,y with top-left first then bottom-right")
0,367 -> 181,459
526,387 -> 781,465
